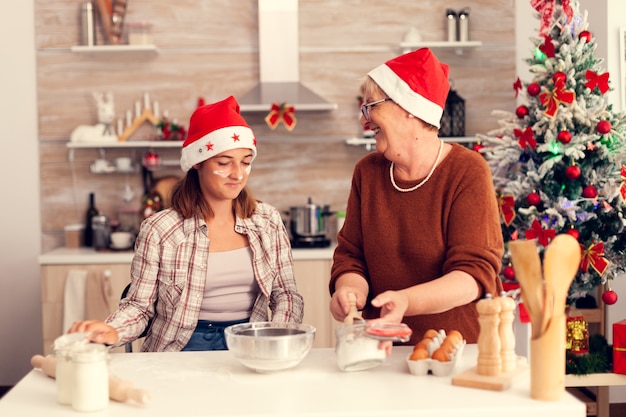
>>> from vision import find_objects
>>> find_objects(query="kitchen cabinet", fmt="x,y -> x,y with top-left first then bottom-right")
292,259 -> 337,348
40,263 -> 137,355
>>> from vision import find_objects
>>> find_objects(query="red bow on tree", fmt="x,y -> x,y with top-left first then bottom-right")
585,70 -> 610,94
514,126 -> 537,150
513,77 -> 522,98
580,241 -> 609,276
498,194 -> 516,226
265,102 -> 297,131
539,77 -> 575,117
525,219 -> 556,247
619,165 -> 626,201
531,0 -> 574,36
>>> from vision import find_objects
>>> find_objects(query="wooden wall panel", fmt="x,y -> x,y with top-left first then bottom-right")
35,0 -> 516,253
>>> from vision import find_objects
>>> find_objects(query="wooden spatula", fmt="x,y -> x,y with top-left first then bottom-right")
541,234 -> 581,335
508,239 -> 545,338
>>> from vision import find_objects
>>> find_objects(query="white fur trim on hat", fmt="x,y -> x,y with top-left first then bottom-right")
180,125 -> 256,172
367,48 -> 450,129
180,96 -> 257,172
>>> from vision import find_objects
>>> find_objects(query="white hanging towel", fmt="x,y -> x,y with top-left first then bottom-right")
62,269 -> 88,332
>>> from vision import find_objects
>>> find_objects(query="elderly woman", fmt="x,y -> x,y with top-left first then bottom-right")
330,48 -> 503,344
70,96 -> 304,351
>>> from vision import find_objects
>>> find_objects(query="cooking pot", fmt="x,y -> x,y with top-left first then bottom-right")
289,197 -> 334,238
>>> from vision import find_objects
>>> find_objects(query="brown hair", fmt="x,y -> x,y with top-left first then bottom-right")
170,169 -> 257,220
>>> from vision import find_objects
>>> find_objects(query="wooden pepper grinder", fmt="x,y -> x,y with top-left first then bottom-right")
476,293 -> 502,376
497,291 -> 517,373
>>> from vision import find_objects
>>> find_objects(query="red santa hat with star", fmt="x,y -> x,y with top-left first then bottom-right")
180,96 -> 257,172
367,48 -> 450,129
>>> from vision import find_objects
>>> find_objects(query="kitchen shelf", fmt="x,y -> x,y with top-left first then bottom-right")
70,44 -> 159,55
66,140 -> 182,161
399,40 -> 482,55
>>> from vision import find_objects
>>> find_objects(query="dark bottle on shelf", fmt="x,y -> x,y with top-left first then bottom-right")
84,192 -> 99,247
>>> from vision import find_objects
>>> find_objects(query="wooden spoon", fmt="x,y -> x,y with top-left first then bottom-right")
344,293 -> 364,325
508,239 -> 545,338
541,234 -> 581,335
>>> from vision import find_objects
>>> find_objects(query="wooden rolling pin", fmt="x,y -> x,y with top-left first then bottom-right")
31,354 -> 150,404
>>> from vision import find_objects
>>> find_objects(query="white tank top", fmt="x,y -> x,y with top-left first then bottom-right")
198,246 -> 258,321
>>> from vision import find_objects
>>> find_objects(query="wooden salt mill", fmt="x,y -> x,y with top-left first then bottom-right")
476,293 -> 502,376
497,291 -> 516,373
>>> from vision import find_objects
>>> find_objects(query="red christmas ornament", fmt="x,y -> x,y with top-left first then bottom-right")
516,105 -> 529,118
582,185 -> 598,198
557,130 -> 572,144
602,289 -> 618,305
553,72 -> 567,84
527,83 -> 541,96
143,151 -> 161,169
565,228 -> 580,241
597,120 -> 612,134
579,31 -> 592,43
527,191 -> 541,206
503,265 -> 515,280
472,142 -> 484,153
565,165 -> 581,180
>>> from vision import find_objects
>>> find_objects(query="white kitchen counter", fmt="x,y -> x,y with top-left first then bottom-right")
0,345 -> 584,417
39,245 -> 336,265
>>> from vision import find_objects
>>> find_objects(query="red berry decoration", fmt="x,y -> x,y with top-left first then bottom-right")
565,165 -> 581,180
527,191 -> 541,206
565,228 -> 580,240
516,105 -> 529,118
597,120 -> 612,134
578,30 -> 592,43
557,130 -> 572,144
582,185 -> 598,198
602,289 -> 618,305
553,72 -> 567,84
527,83 -> 541,96
503,265 -> 515,280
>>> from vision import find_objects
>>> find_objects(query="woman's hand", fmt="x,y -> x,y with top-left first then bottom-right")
330,286 -> 367,322
370,290 -> 410,324
68,320 -> 119,345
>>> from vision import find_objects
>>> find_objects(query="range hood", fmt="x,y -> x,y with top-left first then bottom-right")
238,0 -> 337,112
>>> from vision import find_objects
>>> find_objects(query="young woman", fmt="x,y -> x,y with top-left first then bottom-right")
70,96 -> 303,351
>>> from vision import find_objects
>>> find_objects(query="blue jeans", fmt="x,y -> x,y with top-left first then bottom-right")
181,318 -> 249,351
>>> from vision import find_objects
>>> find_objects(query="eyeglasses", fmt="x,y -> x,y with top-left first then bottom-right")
361,98 -> 393,121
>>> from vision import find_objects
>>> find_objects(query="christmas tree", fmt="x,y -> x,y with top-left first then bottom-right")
479,0 -> 626,305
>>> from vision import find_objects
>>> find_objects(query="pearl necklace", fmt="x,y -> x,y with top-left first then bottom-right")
390,140 -> 444,193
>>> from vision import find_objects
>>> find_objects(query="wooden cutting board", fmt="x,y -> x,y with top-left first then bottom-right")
451,357 -> 529,391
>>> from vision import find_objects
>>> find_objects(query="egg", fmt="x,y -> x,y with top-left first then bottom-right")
423,329 -> 439,339
413,339 -> 431,351
431,347 -> 452,362
409,347 -> 429,361
446,330 -> 463,344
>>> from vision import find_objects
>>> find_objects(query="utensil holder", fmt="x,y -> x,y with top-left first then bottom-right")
530,314 -> 565,401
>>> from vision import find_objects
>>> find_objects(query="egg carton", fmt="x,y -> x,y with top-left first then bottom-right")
406,330 -> 466,377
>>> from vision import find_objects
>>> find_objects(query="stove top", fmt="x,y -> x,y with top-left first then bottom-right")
290,236 -> 331,248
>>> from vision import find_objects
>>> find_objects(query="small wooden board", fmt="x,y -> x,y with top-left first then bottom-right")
451,357 -> 529,391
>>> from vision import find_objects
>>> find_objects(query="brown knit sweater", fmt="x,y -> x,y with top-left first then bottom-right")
330,143 -> 504,344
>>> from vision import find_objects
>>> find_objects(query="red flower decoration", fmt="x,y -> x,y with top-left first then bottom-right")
619,165 -> 626,201
539,35 -> 555,58
525,219 -> 556,246
580,242 -> 609,276
514,126 -> 537,150
585,70 -> 610,94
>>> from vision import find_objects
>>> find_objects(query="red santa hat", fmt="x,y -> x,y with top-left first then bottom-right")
367,48 -> 450,128
180,96 -> 257,172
